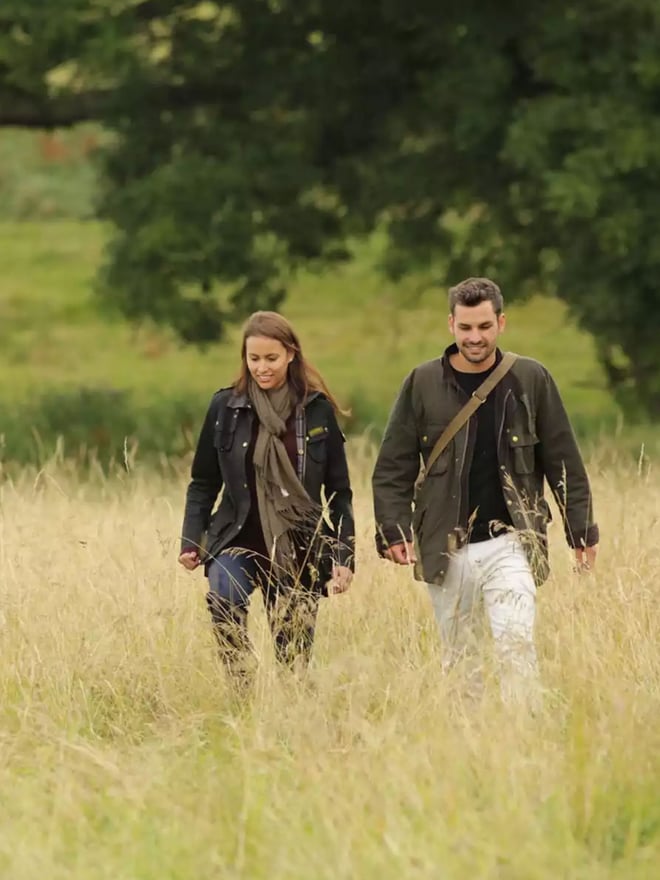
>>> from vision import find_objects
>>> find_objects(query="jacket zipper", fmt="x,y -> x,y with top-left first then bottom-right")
497,389 -> 512,452
497,389 -> 512,494
456,424 -> 470,524
299,405 -> 308,482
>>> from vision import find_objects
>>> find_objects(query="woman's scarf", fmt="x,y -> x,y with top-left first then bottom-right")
249,378 -> 320,576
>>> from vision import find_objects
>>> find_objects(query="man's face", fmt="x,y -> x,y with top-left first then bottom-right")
448,301 -> 505,365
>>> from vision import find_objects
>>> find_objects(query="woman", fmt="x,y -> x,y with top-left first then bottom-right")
178,311 -> 355,681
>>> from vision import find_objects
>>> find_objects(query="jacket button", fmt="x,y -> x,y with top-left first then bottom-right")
512,435 -> 519,442
500,465 -> 506,471
243,483 -> 248,488
242,441 -> 248,447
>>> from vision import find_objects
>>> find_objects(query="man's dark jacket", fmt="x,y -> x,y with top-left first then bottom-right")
181,388 -> 355,590
372,346 -> 599,585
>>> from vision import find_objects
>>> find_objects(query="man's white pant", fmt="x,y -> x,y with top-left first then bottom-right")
426,533 -> 539,701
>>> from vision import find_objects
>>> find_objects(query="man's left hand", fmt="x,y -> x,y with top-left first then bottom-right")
575,544 -> 598,573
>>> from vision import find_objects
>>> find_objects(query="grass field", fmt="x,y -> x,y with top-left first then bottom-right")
0,448 -> 658,878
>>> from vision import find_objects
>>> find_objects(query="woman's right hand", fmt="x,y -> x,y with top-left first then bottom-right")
178,550 -> 201,571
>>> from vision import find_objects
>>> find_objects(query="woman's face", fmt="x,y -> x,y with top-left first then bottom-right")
245,335 -> 294,391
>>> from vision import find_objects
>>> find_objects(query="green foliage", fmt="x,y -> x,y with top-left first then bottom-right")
0,387 -> 207,468
3,1 -> 660,415
6,220 -> 656,469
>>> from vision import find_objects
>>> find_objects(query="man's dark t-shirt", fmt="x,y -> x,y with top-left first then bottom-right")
451,360 -> 512,543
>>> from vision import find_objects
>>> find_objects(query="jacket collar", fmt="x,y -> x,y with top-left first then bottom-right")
227,392 -> 251,409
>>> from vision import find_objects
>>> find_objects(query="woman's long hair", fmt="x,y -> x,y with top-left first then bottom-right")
234,311 -> 346,414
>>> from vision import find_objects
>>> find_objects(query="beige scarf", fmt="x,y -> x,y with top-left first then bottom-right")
249,379 -> 320,573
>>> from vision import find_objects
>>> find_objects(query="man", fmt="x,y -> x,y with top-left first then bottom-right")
372,277 -> 598,694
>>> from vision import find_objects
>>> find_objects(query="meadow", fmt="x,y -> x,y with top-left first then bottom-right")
0,447 -> 658,879
1,126 -> 659,878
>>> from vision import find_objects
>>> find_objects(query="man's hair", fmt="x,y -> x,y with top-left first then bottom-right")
448,277 -> 504,316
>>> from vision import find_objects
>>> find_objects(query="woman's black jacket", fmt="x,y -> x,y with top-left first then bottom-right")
180,387 -> 355,590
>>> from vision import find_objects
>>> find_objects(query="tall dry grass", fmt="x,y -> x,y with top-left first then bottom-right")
0,441 -> 658,879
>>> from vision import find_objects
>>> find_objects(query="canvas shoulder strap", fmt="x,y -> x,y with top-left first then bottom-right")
421,351 -> 518,482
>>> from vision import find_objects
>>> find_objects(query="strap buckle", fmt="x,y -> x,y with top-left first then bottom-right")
472,390 -> 487,403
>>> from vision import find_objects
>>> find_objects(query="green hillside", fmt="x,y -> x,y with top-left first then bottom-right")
1,219 -> 631,465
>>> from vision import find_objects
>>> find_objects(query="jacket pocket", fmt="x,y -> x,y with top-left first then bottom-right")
208,504 -> 234,542
419,425 -> 451,477
508,431 -> 538,474
306,428 -> 328,464
214,416 -> 237,452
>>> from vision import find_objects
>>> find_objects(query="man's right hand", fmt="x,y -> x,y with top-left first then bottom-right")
178,550 -> 201,571
383,541 -> 417,565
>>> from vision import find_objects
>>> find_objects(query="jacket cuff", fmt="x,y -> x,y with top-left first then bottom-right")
565,523 -> 599,549
180,537 -> 201,555
375,524 -> 413,556
335,540 -> 356,571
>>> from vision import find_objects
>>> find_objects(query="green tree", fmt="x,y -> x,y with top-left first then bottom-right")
2,0 -> 660,415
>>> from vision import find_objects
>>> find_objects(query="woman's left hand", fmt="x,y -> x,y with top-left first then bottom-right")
328,564 -> 353,594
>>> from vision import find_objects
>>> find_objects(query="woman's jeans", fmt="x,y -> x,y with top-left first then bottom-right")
206,551 -> 319,675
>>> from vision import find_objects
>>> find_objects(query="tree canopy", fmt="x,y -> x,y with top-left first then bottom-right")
3,0 -> 660,416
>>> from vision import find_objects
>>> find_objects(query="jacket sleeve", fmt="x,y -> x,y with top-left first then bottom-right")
323,408 -> 355,571
371,371 -> 421,554
180,396 -> 224,554
536,368 -> 599,548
